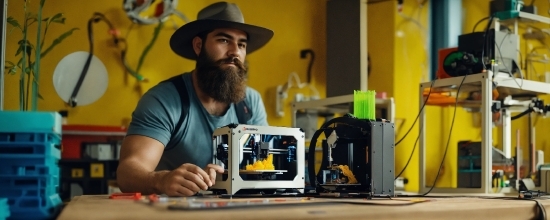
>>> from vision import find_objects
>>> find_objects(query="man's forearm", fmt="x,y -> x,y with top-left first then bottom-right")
117,160 -> 168,195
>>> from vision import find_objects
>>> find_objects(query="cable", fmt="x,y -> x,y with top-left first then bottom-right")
300,49 -> 315,84
367,0 -> 393,4
511,109 -> 533,120
395,132 -> 419,180
90,13 -> 146,82
283,72 -> 320,99
398,195 -> 547,219
395,80 -> 435,146
423,75 -> 467,196
481,16 -> 494,70
68,13 -> 101,107
472,17 -> 490,33
495,33 -> 524,89
535,200 -> 547,220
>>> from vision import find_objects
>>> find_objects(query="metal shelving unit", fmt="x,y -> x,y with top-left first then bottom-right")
418,71 -> 550,194
418,9 -> 550,195
291,95 -> 395,138
291,95 -> 395,126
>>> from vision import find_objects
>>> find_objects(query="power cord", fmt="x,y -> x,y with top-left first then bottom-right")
367,0 -> 394,4
395,80 -> 435,146
517,189 -> 548,220
423,75 -> 467,196
300,49 -> 315,84
84,13 -> 147,82
535,200 -> 547,220
481,16 -> 494,70
395,132 -> 419,180
472,17 -> 490,33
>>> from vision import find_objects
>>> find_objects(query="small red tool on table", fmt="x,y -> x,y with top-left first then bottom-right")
109,192 -> 142,200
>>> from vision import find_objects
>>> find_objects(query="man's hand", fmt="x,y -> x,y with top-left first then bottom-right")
204,164 -> 224,184
158,163 -> 213,196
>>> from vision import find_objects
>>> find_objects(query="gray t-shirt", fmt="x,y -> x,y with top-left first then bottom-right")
126,72 -> 268,170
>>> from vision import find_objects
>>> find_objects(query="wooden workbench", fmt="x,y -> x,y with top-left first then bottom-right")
57,194 -> 548,220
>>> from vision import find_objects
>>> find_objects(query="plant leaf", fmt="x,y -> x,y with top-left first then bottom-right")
7,17 -> 22,31
5,60 -> 15,67
17,58 -> 23,67
41,27 -> 78,57
37,93 -> 44,100
15,40 -> 25,56
26,12 -> 38,26
50,13 -> 65,24
9,66 -> 19,75
4,61 -> 18,75
16,40 -> 35,56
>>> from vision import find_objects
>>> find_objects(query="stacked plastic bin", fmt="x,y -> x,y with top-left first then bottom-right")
0,112 -> 62,219
0,198 -> 10,220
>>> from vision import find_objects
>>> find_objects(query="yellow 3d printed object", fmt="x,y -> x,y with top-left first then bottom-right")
245,154 -> 275,170
338,165 -> 358,184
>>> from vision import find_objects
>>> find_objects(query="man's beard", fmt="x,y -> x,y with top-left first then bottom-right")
195,49 -> 247,103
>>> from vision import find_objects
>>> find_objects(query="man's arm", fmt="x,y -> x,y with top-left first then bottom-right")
117,135 -> 224,196
117,135 -> 167,195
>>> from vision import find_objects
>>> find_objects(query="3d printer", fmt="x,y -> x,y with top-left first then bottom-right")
308,115 -> 395,197
210,124 -> 305,195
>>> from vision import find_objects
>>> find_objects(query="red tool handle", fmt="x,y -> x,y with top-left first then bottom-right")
109,192 -> 142,200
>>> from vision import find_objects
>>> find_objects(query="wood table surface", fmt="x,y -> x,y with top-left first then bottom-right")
57,194 -> 549,220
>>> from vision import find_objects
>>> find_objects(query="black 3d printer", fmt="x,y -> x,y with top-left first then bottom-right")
307,114 -> 395,197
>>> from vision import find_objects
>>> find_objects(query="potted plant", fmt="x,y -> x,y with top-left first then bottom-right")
3,0 -> 77,111
0,0 -> 78,142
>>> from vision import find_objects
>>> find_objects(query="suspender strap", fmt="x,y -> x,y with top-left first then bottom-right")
163,74 -> 253,147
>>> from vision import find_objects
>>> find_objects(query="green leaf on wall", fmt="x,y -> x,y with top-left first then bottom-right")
7,17 -> 22,31
41,27 -> 78,57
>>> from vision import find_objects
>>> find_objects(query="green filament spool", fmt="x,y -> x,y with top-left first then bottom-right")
353,90 -> 376,119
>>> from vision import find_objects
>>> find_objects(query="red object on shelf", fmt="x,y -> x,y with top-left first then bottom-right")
437,47 -> 458,79
61,125 -> 127,159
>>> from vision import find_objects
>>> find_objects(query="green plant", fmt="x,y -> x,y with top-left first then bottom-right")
4,0 -> 78,111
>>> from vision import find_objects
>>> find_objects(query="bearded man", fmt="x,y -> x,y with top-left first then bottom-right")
117,2 -> 273,197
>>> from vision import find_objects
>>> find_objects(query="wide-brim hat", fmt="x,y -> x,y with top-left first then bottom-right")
170,2 -> 274,60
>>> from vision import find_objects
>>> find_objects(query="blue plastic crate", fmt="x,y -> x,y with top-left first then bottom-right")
0,187 -> 59,207
5,193 -> 61,220
0,111 -> 61,135
0,175 -> 59,200
0,132 -> 60,145
0,156 -> 59,176
0,175 -> 60,220
0,198 -> 10,220
0,163 -> 59,177
0,182 -> 58,203
0,143 -> 61,160
0,175 -> 58,191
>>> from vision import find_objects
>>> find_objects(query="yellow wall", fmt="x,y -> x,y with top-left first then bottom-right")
4,0 -> 326,127
5,0 -> 550,193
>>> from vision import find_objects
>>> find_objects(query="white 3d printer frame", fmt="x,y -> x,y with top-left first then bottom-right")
210,124 -> 305,195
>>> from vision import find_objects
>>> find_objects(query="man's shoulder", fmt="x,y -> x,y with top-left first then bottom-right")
145,73 -> 191,97
245,86 -> 261,100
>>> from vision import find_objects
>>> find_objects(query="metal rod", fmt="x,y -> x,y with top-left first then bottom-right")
528,113 -> 532,177
516,129 -> 521,182
531,127 -> 536,177
242,151 -> 285,155
0,0 -> 7,110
